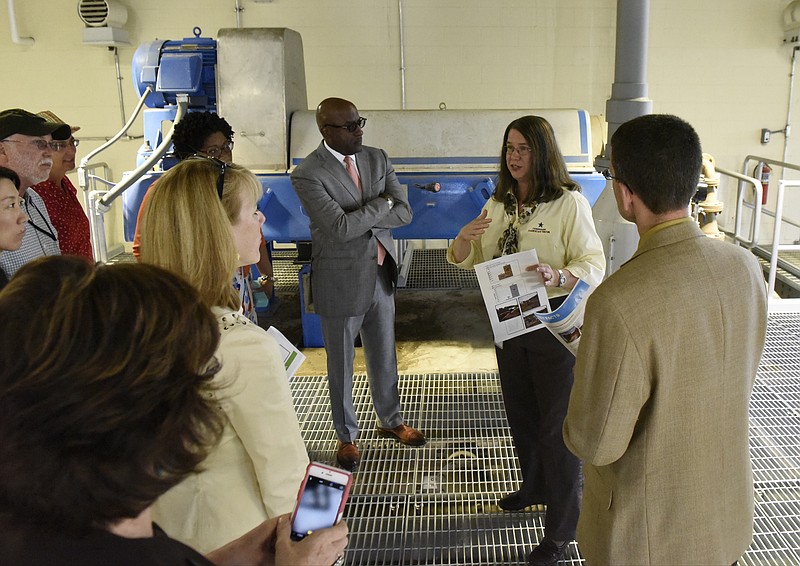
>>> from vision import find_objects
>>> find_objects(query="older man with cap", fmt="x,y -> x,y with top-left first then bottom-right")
0,108 -> 71,279
33,111 -> 92,261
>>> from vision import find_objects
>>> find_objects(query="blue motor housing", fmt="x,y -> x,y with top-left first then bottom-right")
131,27 -> 217,109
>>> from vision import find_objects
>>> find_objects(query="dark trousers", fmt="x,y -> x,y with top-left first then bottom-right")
495,303 -> 581,541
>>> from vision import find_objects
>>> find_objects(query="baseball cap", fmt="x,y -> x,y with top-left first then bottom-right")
0,108 -> 72,141
36,110 -> 81,138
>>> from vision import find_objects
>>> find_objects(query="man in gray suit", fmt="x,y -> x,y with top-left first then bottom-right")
291,97 -> 425,472
563,114 -> 768,565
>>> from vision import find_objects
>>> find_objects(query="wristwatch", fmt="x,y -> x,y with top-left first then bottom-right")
384,195 -> 394,210
258,275 -> 275,286
556,269 -> 566,287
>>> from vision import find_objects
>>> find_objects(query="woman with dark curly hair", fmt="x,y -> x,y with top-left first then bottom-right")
449,115 -> 605,565
0,256 -> 347,565
132,111 -> 275,321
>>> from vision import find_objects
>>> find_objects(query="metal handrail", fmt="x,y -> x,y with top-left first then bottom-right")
78,162 -> 111,260
78,86 -> 152,262
77,88 -> 188,262
739,155 -> 800,296
715,166 -> 762,248
767,179 -> 800,296
743,154 -> 800,176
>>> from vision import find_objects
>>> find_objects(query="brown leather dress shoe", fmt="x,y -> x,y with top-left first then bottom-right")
376,423 -> 427,446
336,441 -> 360,472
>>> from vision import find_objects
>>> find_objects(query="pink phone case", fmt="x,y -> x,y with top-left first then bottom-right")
290,461 -> 353,539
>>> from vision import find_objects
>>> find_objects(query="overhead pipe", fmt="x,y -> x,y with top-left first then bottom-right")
592,0 -> 652,275
399,0 -> 407,109
598,0 -> 653,168
85,95 -> 187,262
79,85 -> 152,175
112,47 -> 127,128
235,0 -> 243,28
98,95 -> 188,209
7,0 -> 34,46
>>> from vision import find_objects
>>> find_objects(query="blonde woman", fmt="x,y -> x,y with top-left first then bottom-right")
140,158 -> 309,554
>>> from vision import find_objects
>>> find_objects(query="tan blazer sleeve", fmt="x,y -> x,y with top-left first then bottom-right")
563,293 -> 651,466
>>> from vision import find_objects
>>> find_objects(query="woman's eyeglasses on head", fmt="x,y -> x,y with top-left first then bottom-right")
188,155 -> 228,200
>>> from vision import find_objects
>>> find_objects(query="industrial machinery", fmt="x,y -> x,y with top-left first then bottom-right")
121,28 -> 605,245
86,27 -> 607,344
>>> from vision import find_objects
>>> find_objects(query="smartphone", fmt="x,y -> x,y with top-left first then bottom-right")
290,461 -> 353,541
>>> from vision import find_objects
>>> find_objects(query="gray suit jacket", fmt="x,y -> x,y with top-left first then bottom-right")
291,143 -> 412,317
564,219 -> 768,565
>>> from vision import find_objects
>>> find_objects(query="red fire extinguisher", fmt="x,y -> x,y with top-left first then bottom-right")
754,162 -> 771,205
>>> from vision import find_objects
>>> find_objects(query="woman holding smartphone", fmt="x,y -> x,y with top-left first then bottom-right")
0,256 -> 347,566
139,158 -> 310,554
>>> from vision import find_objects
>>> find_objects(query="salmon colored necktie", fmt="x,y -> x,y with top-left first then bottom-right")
344,155 -> 361,192
344,155 -> 386,265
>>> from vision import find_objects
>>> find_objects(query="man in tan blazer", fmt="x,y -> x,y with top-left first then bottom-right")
563,114 -> 768,565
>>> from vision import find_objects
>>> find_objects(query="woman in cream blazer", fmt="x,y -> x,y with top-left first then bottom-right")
140,158 -> 308,553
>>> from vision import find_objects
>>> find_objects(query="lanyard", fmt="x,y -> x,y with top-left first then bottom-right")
25,194 -> 56,242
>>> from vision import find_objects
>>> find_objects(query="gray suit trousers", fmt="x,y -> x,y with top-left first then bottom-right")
320,263 -> 404,442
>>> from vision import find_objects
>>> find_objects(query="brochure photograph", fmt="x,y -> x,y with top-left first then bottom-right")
474,249 -> 594,355
474,249 -> 550,345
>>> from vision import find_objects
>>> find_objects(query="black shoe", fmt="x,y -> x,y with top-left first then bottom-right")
527,538 -> 570,566
497,490 -> 543,511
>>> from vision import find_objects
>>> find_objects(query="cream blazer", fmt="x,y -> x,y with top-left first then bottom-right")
153,309 -> 309,554
564,220 -> 768,565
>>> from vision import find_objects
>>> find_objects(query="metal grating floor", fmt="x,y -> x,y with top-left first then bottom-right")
753,248 -> 800,297
271,246 -> 477,292
403,248 -> 478,290
289,312 -> 800,566
272,253 -> 302,292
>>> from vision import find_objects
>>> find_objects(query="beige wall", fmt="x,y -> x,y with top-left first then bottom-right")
0,0 -> 797,249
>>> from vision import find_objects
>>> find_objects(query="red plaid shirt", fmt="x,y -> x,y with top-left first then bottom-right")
33,176 -> 93,261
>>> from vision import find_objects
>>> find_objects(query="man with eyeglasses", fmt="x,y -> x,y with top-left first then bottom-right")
563,115 -> 768,565
32,111 -> 92,262
291,97 -> 425,473
0,108 -> 71,279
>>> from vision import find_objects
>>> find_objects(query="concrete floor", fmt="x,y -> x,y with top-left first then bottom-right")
260,283 -> 499,376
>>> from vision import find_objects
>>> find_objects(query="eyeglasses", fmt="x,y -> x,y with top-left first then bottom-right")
601,169 -> 621,182
188,155 -> 228,200
505,144 -> 532,157
199,139 -> 234,159
49,138 -> 80,151
0,138 -> 67,151
324,117 -> 367,133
